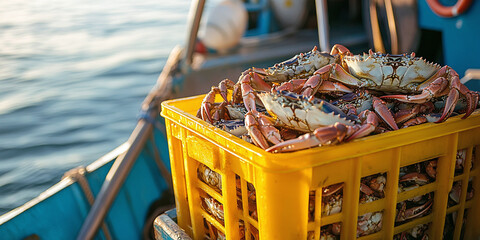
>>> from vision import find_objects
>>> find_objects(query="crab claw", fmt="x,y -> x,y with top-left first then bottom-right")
248,71 -> 272,91
372,96 -> 399,130
255,111 -> 282,145
381,77 -> 448,104
198,87 -> 219,123
394,102 -> 434,124
245,111 -> 270,149
436,78 -> 460,123
316,80 -> 353,94
382,67 -> 478,123
462,91 -> 479,119
240,77 -> 258,112
275,79 -> 308,92
218,79 -> 235,103
346,110 -> 378,141
300,66 -> 330,97
266,122 -> 347,152
438,75 -> 479,122
245,110 -> 282,150
401,116 -> 428,128
198,79 -> 236,123
330,44 -> 353,57
210,102 -> 226,122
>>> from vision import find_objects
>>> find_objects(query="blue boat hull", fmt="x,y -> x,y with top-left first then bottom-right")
0,117 -> 173,240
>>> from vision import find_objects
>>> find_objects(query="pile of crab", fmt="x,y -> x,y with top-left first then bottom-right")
197,44 -> 479,153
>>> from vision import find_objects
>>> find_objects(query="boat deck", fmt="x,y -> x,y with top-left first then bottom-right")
197,25 -> 368,70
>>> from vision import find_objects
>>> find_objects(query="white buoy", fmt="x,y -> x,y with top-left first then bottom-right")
271,0 -> 308,30
198,0 -> 248,52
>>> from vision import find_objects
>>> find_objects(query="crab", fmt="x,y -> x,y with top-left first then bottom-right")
396,193 -> 433,224
198,164 -> 222,192
198,46 -> 348,123
250,46 -> 338,83
197,79 -> 236,124
198,44 -> 479,152
360,174 -> 387,203
257,91 -> 391,152
275,45 -> 478,121
394,224 -> 430,240
299,45 -> 478,122
357,211 -> 383,237
320,183 -> 344,217
247,45 -> 478,152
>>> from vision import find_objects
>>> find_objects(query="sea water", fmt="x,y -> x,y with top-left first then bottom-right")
0,0 -> 193,215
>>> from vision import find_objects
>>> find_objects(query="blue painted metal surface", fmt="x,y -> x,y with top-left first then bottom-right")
244,0 -> 276,37
418,0 -> 480,90
0,117 -> 172,240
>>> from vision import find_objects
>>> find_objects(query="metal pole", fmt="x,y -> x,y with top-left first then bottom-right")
184,0 -> 206,68
384,0 -> 399,54
76,116 -> 155,240
315,0 -> 330,52
369,0 -> 386,53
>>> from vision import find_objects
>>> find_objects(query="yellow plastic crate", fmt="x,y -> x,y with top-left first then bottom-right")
161,94 -> 480,240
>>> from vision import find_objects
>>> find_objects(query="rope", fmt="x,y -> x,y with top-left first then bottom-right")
63,167 -> 113,240
137,108 -> 166,132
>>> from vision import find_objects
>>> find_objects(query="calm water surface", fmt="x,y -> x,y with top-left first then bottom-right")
0,0 -> 192,215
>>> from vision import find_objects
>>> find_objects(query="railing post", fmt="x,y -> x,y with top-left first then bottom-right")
315,0 -> 330,52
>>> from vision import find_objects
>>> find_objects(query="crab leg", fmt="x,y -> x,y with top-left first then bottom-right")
198,79 -> 236,123
330,44 -> 353,56
317,81 -> 353,94
276,78 -> 352,95
381,77 -> 449,104
401,116 -> 428,128
240,75 -> 258,112
266,122 -> 348,152
360,183 -> 375,196
198,87 -> 222,123
300,63 -> 357,98
381,66 -> 479,122
300,65 -> 332,97
245,111 -> 270,149
254,111 -> 282,145
242,70 -> 272,92
394,102 -> 434,124
245,110 -> 282,150
218,79 -> 235,103
346,110 -> 379,141
274,79 -> 308,92
372,96 -> 399,130
425,160 -> 437,179
380,66 -> 452,105
445,73 -> 479,121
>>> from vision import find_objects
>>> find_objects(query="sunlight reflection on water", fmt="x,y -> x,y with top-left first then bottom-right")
0,0 -> 191,214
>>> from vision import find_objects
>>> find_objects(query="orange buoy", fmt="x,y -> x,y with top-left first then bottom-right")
426,0 -> 473,17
